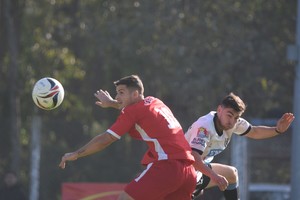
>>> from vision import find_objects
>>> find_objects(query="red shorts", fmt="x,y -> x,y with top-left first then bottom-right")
124,160 -> 196,200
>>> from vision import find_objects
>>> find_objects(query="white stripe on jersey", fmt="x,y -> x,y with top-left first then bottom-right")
135,124 -> 168,160
135,162 -> 153,182
107,129 -> 121,139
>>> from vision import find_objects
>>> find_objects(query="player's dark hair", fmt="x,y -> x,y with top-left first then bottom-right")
221,92 -> 246,113
114,75 -> 144,94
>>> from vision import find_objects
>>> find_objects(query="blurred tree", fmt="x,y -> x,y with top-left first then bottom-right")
2,0 -> 24,174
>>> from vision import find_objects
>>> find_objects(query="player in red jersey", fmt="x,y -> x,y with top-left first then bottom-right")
59,75 -> 196,200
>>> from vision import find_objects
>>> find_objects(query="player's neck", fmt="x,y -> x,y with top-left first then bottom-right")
213,114 -> 224,135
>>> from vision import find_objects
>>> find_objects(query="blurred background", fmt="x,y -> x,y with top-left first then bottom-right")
0,0 -> 297,199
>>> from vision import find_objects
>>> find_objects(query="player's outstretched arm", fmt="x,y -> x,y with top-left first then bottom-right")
59,132 -> 118,169
94,89 -> 120,109
246,112 -> 295,139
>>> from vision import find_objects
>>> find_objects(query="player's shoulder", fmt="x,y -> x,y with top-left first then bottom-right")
143,96 -> 171,110
188,111 -> 215,132
125,96 -> 156,109
194,111 -> 215,124
144,96 -> 160,105
236,117 -> 250,125
235,117 -> 250,128
124,96 -> 165,115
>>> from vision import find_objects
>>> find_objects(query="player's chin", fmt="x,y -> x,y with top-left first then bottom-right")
224,125 -> 234,130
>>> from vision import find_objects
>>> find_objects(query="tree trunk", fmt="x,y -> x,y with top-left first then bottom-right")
3,0 -> 21,173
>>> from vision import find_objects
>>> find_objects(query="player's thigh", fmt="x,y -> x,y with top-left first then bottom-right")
125,160 -> 192,200
165,164 -> 196,200
124,161 -> 171,200
207,163 -> 238,188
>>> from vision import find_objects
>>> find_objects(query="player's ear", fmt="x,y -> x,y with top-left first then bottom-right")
217,105 -> 222,113
132,90 -> 139,98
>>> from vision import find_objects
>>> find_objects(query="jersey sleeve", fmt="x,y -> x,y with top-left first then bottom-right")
234,118 -> 251,136
107,107 -> 136,138
185,123 -> 209,153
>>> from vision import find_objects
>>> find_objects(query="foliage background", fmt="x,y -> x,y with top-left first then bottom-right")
0,0 -> 296,199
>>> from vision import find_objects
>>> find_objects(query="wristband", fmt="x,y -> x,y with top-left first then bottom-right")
275,128 -> 283,134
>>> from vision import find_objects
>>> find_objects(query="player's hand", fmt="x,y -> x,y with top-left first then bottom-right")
212,174 -> 229,191
276,113 -> 295,133
94,89 -> 118,108
59,152 -> 78,169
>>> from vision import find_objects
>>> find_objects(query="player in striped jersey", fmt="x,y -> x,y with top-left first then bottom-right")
185,92 -> 294,200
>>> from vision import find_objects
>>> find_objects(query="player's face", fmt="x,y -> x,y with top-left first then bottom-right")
115,85 -> 138,109
217,106 -> 242,130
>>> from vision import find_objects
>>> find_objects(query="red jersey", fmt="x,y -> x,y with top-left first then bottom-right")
107,96 -> 194,165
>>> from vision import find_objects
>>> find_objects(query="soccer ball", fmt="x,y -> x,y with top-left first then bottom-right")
32,77 -> 65,110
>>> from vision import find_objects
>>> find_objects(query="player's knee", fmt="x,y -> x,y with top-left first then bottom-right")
227,166 -> 238,184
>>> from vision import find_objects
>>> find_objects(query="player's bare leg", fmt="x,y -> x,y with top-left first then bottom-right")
207,163 -> 238,187
117,191 -> 134,200
207,163 -> 239,200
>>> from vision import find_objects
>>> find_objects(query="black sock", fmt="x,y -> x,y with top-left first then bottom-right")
223,188 -> 239,200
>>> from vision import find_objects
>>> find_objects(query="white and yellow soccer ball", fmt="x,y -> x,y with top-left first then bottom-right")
32,77 -> 64,110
